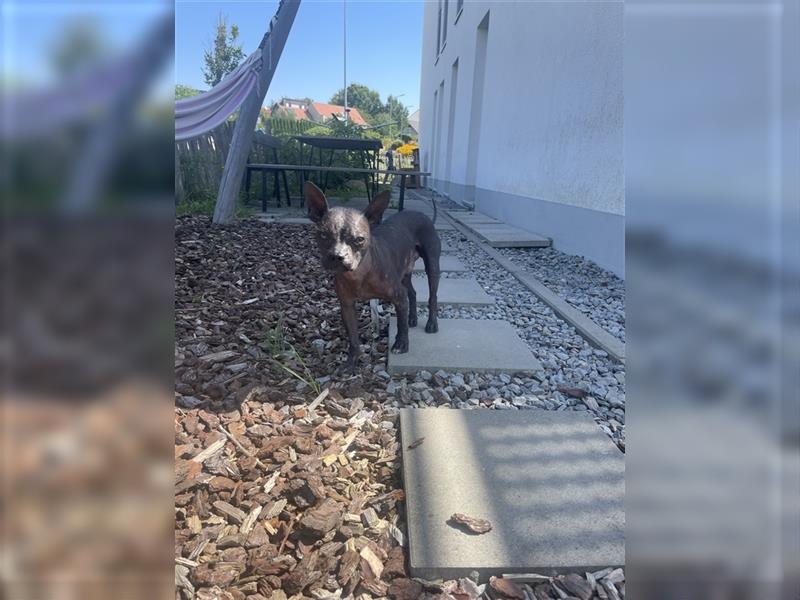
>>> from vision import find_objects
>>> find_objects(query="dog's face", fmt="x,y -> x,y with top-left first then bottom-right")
304,182 -> 390,273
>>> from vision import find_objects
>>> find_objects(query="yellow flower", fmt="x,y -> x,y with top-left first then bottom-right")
396,143 -> 418,156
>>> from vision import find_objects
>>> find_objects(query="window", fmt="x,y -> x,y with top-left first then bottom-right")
436,2 -> 441,57
441,0 -> 448,48
436,0 -> 448,58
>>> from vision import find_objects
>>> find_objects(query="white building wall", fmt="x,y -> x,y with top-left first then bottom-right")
419,1 -> 624,276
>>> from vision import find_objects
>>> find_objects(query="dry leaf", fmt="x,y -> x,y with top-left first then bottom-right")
407,437 -> 425,449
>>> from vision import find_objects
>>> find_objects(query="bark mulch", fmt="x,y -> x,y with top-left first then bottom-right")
175,216 -> 625,600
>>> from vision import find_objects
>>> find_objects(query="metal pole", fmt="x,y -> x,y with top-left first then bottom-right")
343,0 -> 348,123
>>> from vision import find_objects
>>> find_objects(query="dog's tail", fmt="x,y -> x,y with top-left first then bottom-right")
430,189 -> 438,225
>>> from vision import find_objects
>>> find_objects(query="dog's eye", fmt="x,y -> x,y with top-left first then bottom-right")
354,236 -> 365,244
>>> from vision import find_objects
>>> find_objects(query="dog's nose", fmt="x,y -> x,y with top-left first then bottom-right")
328,253 -> 344,262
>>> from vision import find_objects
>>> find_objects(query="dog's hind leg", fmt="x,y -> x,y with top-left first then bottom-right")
421,246 -> 440,334
402,273 -> 418,327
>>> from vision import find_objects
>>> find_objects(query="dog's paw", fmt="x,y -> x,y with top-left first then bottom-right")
342,353 -> 360,373
391,338 -> 409,354
425,320 -> 439,333
408,313 -> 418,327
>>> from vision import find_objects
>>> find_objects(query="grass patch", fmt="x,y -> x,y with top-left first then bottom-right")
260,314 -> 321,394
176,191 -> 255,218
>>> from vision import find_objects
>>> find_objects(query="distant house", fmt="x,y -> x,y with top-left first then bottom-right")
308,101 -> 368,126
268,97 -> 368,127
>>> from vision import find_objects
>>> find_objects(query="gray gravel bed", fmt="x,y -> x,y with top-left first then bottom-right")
497,246 -> 625,342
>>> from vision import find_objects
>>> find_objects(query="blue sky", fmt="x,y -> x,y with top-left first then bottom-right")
175,0 -> 424,111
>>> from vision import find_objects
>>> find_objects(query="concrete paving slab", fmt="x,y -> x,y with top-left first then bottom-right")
400,408 -> 625,580
409,277 -> 494,306
449,211 -> 501,225
471,224 -> 551,248
413,255 -> 468,273
387,318 -> 540,374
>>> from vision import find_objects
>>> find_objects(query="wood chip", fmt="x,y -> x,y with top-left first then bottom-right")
240,505 -> 262,535
389,523 -> 406,547
199,350 -> 238,363
263,470 -> 280,494
449,513 -> 492,534
307,387 -> 330,411
212,500 -> 246,524
186,514 -> 202,534
264,498 -> 287,519
359,545 -> 384,579
361,507 -> 380,529
191,438 -> 226,463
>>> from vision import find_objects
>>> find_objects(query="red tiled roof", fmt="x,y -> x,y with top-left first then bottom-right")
311,102 -> 368,126
270,103 -> 310,121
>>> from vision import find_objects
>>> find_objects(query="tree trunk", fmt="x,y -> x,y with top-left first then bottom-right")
212,0 -> 301,224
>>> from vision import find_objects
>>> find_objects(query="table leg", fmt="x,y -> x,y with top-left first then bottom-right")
359,150 -> 371,199
281,169 -> 290,206
322,149 -> 334,192
300,169 -> 306,208
399,174 -> 407,211
261,170 -> 267,213
244,167 -> 252,202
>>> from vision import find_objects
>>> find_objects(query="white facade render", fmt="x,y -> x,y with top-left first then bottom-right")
419,1 -> 624,276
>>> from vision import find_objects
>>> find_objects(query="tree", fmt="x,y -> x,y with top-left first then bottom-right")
330,83 -> 383,122
202,14 -> 245,87
385,95 -> 410,128
175,84 -> 201,100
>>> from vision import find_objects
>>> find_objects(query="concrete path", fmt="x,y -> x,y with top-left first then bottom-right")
400,408 -> 625,580
449,211 -> 501,225
410,276 -> 494,306
446,211 -> 552,248
387,318 -> 541,375
472,224 -> 551,248
413,255 -> 467,273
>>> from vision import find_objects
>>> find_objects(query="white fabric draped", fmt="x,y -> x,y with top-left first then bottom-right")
174,51 -> 262,141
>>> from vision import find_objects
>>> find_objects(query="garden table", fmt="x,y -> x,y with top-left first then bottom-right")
292,136 -> 383,197
244,163 -> 430,212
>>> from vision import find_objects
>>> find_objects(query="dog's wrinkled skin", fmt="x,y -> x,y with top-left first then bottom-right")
305,182 -> 440,370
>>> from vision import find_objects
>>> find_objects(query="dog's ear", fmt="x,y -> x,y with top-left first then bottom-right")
304,181 -> 328,223
363,190 -> 391,226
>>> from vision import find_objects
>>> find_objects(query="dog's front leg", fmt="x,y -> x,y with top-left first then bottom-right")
339,297 -> 361,369
391,289 -> 410,354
